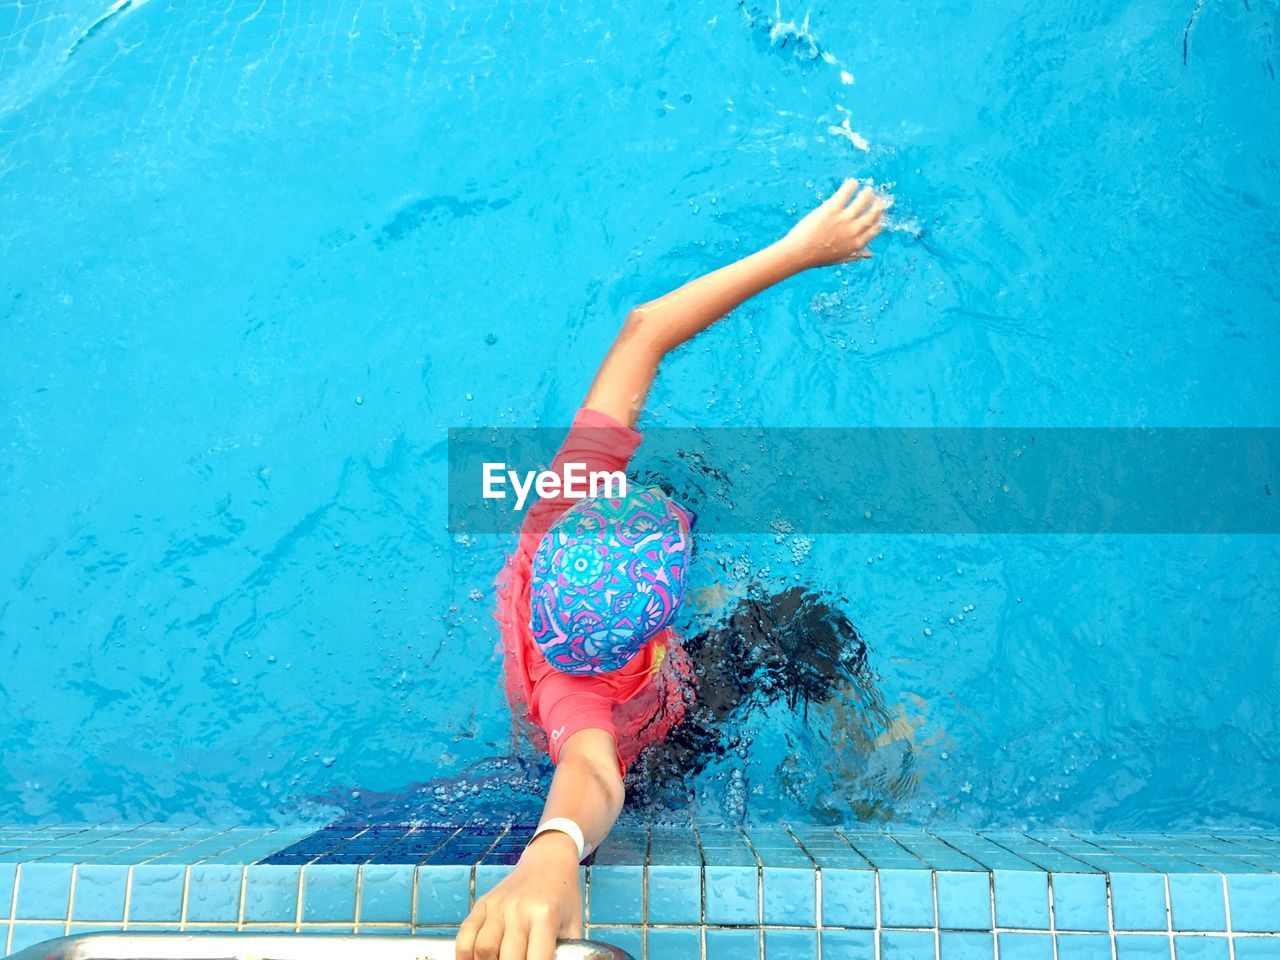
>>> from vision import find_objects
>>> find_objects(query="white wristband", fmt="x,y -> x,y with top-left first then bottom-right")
531,817 -> 588,861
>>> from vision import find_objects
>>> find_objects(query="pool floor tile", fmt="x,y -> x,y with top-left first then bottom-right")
761,865 -> 815,926
882,929 -> 938,960
356,864 -> 414,924
998,933 -> 1055,960
994,870 -> 1050,929
880,868 -> 936,928
1057,934 -> 1116,960
937,871 -> 993,930
126,864 -> 186,923
646,926 -> 702,956
300,864 -> 358,923
1175,937 -> 1231,960
823,929 -> 877,960
705,927 -> 760,959
1052,874 -> 1109,931
1168,874 -> 1226,931
1110,873 -> 1169,931
705,864 -> 758,925
823,867 -> 877,928
68,864 -> 128,922
765,927 -> 819,959
587,864 -> 644,925
1227,875 -> 1280,933
941,931 -> 995,960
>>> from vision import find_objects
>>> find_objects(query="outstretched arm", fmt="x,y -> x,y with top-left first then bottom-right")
584,179 -> 885,426
455,730 -> 622,960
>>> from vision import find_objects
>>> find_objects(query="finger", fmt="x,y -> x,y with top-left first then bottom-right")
498,913 -> 531,960
455,902 -> 487,960
526,916 -> 558,960
565,910 -> 583,940
854,208 -> 885,239
843,185 -> 876,219
474,910 -> 505,960
826,177 -> 859,208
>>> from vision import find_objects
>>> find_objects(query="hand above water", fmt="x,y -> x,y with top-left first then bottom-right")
455,830 -> 582,960
782,178 -> 886,268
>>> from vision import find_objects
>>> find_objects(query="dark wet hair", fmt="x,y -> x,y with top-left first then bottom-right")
626,586 -> 871,802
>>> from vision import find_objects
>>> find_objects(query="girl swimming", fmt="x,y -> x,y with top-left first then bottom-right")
457,179 -> 886,960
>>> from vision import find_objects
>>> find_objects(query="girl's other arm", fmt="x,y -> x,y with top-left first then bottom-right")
455,729 -> 622,960
583,179 -> 885,427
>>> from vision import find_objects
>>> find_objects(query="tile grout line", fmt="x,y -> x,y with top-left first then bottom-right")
179,865 -> 191,932
784,823 -> 822,960
121,865 -> 134,932
988,866 -> 999,960
641,827 -> 650,960
293,864 -> 305,933
235,865 -> 248,932
6,864 -> 19,955
1046,869 -> 1059,960
736,826 -> 764,960
353,862 -> 365,934
930,865 -> 941,960
691,823 -> 706,960
873,862 -> 883,960
64,863 -> 78,935
1106,869 -> 1118,960
1222,875 -> 1236,960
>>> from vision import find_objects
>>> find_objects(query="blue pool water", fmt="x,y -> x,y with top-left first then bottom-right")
1,0 -> 1277,830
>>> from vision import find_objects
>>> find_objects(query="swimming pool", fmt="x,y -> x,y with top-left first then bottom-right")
2,0 -> 1277,839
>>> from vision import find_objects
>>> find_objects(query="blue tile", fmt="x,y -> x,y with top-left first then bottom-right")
15,863 -> 74,920
1111,873 -> 1168,931
880,869 -> 935,928
1227,875 -> 1280,933
1168,875 -> 1225,931
1052,874 -> 1108,932
0,864 -> 15,916
301,864 -> 358,923
995,871 -> 1049,929
823,929 -> 876,960
941,932 -> 994,960
997,933 -> 1054,960
184,865 -> 243,923
1058,934 -> 1115,960
8,921 -> 67,953
242,865 -> 300,924
589,925 -> 643,958
647,927 -> 702,956
766,928 -> 819,959
1235,939 -> 1280,960
474,864 -> 512,898
416,865 -> 470,925
1116,935 -> 1172,960
357,865 -> 414,923
127,865 -> 185,923
762,865 -> 815,925
706,864 -> 758,924
882,930 -> 938,960
71,865 -> 129,921
588,864 -> 643,924
1175,937 -> 1231,960
824,867 -> 876,928
650,865 -> 701,926
937,872 -> 992,930
705,927 -> 760,959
